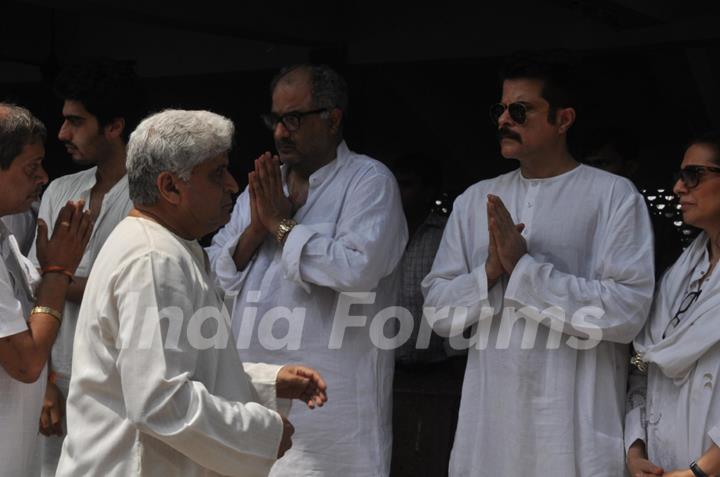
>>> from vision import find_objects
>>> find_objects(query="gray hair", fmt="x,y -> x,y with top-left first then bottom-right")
127,109 -> 234,205
270,64 -> 348,113
0,103 -> 47,170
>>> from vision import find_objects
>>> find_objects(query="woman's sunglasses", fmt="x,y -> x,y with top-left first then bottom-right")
674,165 -> 720,189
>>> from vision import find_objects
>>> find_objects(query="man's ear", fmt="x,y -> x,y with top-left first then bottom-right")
103,117 -> 125,140
557,107 -> 576,134
156,171 -> 183,205
329,108 -> 343,134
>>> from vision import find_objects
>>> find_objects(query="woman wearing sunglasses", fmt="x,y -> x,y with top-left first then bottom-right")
626,132 -> 720,477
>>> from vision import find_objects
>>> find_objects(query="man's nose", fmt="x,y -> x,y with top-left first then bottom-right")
497,107 -> 513,129
225,170 -> 239,194
58,121 -> 71,142
273,121 -> 290,141
37,164 -> 49,186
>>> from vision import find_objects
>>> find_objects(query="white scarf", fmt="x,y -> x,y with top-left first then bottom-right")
634,232 -> 720,383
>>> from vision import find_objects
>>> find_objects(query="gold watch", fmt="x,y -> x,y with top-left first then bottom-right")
275,218 -> 297,244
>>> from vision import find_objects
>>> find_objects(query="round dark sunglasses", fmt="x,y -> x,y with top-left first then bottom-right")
673,165 -> 720,189
489,102 -> 528,125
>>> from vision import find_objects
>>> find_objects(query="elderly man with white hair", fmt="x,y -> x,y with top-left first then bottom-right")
56,109 -> 328,477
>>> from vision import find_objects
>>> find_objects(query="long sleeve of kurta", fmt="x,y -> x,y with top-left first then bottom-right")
114,251 -> 283,475
421,193 -> 504,338
281,170 -> 407,293
207,188 -> 256,292
504,188 -> 654,343
625,363 -> 648,452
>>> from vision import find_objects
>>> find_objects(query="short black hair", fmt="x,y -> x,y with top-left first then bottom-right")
500,51 -> 577,123
270,64 -> 349,114
0,103 -> 46,170
688,130 -> 720,166
54,59 -> 145,142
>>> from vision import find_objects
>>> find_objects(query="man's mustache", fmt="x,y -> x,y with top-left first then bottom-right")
276,140 -> 295,149
498,128 -> 522,143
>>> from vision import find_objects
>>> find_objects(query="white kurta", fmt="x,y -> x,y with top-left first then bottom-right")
1,201 -> 39,255
28,167 -> 133,476
422,165 -> 655,477
0,221 -> 45,477
29,167 -> 133,380
627,233 -> 720,469
207,141 -> 408,477
56,217 -> 287,477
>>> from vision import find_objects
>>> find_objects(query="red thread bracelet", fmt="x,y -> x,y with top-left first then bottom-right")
42,266 -> 74,283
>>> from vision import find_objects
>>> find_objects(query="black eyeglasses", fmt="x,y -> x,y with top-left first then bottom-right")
662,288 -> 702,339
673,165 -> 720,189
489,102 -> 529,125
261,108 -> 328,132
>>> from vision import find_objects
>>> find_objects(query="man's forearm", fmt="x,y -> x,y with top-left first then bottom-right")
0,273 -> 70,382
232,227 -> 267,271
696,443 -> 720,476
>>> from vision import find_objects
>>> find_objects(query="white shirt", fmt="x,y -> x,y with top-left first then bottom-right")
0,220 -> 45,477
627,233 -> 720,469
422,165 -> 655,477
29,167 -> 133,379
208,141 -> 408,477
56,217 -> 287,477
1,201 -> 39,255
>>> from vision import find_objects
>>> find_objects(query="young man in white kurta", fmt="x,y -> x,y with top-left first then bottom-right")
30,170 -> 131,387
29,63 -> 138,475
422,60 -> 655,476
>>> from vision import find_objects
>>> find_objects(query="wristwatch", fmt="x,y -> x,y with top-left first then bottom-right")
275,218 -> 297,244
690,461 -> 709,477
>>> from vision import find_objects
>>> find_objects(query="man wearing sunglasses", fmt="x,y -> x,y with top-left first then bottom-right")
208,64 -> 407,477
422,53 -> 655,476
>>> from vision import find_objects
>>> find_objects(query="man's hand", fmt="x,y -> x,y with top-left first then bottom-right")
661,471 -> 693,477
36,200 -> 93,274
485,200 -> 525,287
277,415 -> 294,459
627,440 -> 664,477
487,195 -> 526,275
247,172 -> 267,239
276,364 -> 328,409
39,381 -> 64,436
250,152 -> 293,234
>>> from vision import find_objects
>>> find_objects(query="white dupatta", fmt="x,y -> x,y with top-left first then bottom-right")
634,232 -> 720,383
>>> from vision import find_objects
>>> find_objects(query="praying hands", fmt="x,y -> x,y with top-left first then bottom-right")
485,194 -> 526,287
248,152 -> 293,235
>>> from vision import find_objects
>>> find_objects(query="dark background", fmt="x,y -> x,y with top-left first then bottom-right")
4,0 -> 720,197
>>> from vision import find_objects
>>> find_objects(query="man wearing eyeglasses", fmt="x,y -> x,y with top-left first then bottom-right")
208,64 -> 408,477
422,53 -> 656,476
